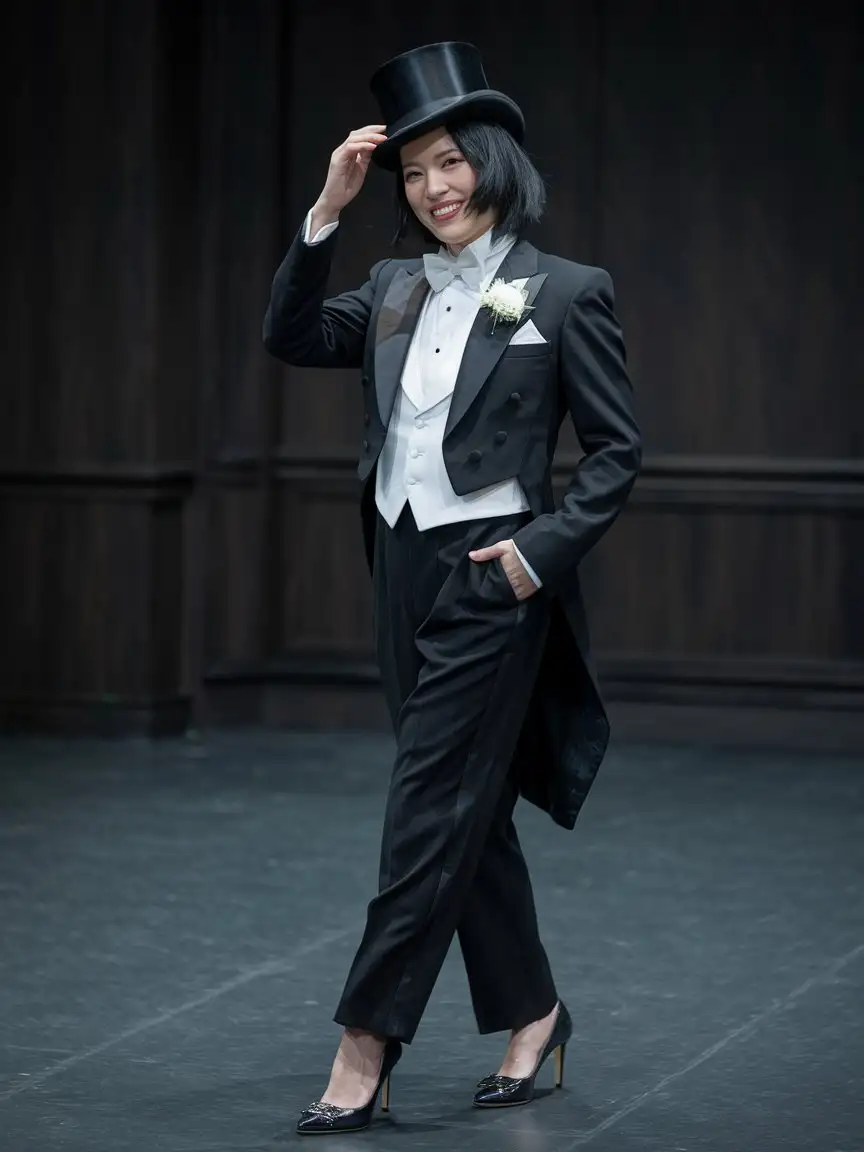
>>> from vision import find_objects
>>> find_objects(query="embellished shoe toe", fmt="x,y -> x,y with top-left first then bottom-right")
474,1072 -> 535,1107
296,1100 -> 363,1134
297,1039 -> 401,1135
473,1002 -> 571,1109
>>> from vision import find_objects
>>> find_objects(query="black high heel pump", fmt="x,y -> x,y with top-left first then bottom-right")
473,1002 -> 571,1108
296,1039 -> 402,1135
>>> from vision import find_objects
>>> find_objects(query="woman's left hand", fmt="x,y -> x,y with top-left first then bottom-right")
468,540 -> 539,601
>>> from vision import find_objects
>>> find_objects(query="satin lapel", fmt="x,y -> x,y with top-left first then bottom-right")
373,266 -> 429,428
444,242 -> 545,437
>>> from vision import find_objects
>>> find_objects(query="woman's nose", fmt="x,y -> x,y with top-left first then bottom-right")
426,172 -> 449,197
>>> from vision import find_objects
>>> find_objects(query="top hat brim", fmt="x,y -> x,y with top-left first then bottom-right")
371,90 -> 525,171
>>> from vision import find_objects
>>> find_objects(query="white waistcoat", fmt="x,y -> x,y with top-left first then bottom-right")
375,236 -> 530,532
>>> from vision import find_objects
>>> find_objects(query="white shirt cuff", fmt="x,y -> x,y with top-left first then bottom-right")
513,543 -> 542,589
303,209 -> 340,246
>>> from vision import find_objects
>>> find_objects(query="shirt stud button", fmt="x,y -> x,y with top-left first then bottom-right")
510,392 -> 522,404
468,449 -> 483,464
495,431 -> 508,445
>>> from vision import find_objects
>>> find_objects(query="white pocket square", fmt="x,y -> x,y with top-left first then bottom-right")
508,319 -> 548,346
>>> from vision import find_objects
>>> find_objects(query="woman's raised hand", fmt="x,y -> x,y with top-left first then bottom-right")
313,125 -> 388,221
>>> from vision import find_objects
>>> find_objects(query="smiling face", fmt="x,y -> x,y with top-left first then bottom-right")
400,127 -> 497,252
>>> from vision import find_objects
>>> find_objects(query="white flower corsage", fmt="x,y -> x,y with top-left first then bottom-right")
480,278 -> 532,328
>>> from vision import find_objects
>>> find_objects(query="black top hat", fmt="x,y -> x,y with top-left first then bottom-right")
369,42 -> 524,171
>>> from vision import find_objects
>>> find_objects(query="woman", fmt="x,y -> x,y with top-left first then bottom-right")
263,42 -> 641,1134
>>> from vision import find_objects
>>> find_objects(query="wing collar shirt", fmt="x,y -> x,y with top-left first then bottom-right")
303,213 -> 541,587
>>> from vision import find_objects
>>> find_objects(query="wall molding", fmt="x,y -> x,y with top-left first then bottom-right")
598,652 -> 864,709
5,454 -> 860,512
204,651 -> 864,712
201,452 -> 864,510
0,694 -> 191,736
628,454 -> 864,511
206,653 -> 379,686
0,465 -> 194,502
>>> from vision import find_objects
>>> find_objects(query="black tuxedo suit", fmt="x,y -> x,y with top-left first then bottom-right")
264,223 -> 641,1041
265,225 -> 641,825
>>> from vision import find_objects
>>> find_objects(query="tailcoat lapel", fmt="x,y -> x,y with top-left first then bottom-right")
444,241 -> 546,437
373,266 -> 429,428
372,243 -> 547,435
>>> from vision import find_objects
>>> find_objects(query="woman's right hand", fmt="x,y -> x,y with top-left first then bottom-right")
313,125 -> 388,221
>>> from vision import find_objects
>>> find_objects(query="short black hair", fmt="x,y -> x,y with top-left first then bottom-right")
392,120 -> 547,246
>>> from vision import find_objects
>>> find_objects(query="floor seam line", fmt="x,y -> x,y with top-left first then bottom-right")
563,939 -> 864,1149
0,921 -> 363,1102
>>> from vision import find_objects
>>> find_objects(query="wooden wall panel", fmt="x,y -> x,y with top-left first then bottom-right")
197,0 -> 284,463
581,506 -> 852,659
275,478 -> 372,656
0,484 -> 187,732
200,0 -> 864,730
1,0 -> 159,467
600,1 -> 863,460
0,0 -> 199,732
1,1 -> 202,469
2,0 -> 861,736
0,496 -> 145,698
149,499 -> 186,698
202,484 -> 271,669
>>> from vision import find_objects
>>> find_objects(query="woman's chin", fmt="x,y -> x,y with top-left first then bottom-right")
428,218 -> 465,245
431,223 -> 479,251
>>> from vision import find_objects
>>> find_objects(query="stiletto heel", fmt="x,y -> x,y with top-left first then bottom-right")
380,1073 -> 391,1113
473,1002 -> 572,1108
553,1041 -> 566,1089
297,1039 -> 402,1135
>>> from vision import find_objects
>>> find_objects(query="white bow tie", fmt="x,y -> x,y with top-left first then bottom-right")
423,247 -> 485,292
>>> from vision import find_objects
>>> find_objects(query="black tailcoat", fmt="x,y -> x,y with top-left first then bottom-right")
264,225 -> 642,829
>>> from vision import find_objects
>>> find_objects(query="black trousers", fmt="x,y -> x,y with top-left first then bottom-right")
333,506 -> 558,1043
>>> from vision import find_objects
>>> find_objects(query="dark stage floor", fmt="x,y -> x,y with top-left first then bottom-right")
0,730 -> 862,1151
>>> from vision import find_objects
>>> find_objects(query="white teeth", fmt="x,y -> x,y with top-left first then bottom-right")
432,204 -> 460,218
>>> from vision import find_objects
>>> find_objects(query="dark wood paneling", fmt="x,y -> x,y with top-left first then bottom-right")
580,505 -> 858,659
600,1 -> 864,460
184,0 -> 288,726
1,0 -> 199,469
2,0 -> 861,737
260,0 -> 861,736
275,478 -> 372,656
628,456 -> 864,511
203,483 -> 270,668
198,0 -> 284,461
204,653 -> 864,712
1,0 -> 199,732
0,486 -> 188,730
0,495 -> 153,698
199,453 -> 864,713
